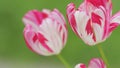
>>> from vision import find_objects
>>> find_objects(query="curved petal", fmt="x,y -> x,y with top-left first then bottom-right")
85,0 -> 112,41
88,58 -> 106,68
75,63 -> 86,68
51,9 -> 67,45
24,25 -> 54,56
39,18 -> 66,55
92,7 -> 106,44
109,11 -> 120,33
74,11 -> 96,45
86,0 -> 111,7
49,9 -> 66,25
67,3 -> 96,45
23,10 -> 48,26
66,3 -> 79,36
49,9 -> 68,45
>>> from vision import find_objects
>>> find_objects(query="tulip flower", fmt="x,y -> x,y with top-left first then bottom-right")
67,0 -> 120,45
22,9 -> 67,56
75,58 -> 106,68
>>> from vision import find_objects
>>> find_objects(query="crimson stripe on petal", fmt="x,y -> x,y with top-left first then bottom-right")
67,3 -> 79,36
62,32 -> 65,45
86,19 -> 96,41
33,33 -> 53,53
92,12 -> 102,26
89,58 -> 106,68
59,25 -> 65,44
80,64 -> 86,68
92,34 -> 96,42
109,23 -> 119,33
33,34 -> 38,43
70,14 -> 78,34
87,0 -> 104,7
86,0 -> 109,7
75,64 -> 86,68
33,10 -> 48,25
99,59 -> 105,68
86,19 -> 93,34
102,19 -> 108,40
23,25 -> 38,53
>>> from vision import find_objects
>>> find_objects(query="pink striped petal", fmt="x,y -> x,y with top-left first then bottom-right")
24,25 -> 52,56
91,8 -> 106,43
66,3 -> 79,36
92,12 -> 102,26
86,0 -> 111,7
50,9 -> 68,45
24,25 -> 54,56
88,58 -> 106,68
23,10 -> 48,25
49,9 -> 68,45
86,19 -> 96,42
86,0 -> 103,7
108,23 -> 119,34
109,11 -> 120,33
49,9 -> 66,25
75,63 -> 86,68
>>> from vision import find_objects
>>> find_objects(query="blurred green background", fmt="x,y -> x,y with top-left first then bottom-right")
0,0 -> 120,68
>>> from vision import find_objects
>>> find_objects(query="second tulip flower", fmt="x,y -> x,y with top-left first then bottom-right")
67,0 -> 120,45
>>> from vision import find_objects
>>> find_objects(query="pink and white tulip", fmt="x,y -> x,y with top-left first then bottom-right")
67,0 -> 120,45
22,9 -> 67,56
75,58 -> 106,68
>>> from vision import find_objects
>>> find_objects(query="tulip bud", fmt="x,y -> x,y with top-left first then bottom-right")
75,58 -> 106,68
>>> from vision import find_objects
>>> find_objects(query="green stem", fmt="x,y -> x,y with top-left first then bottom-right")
57,54 -> 72,68
97,45 -> 110,68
